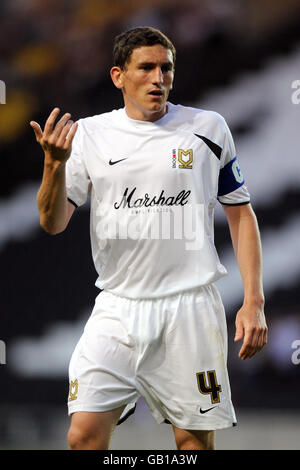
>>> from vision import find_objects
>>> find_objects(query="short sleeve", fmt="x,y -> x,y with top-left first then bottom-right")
217,119 -> 250,206
65,120 -> 91,208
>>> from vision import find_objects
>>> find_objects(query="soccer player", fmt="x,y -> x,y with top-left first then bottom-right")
30,27 -> 268,450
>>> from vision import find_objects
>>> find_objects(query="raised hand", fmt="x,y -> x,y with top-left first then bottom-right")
30,107 -> 78,164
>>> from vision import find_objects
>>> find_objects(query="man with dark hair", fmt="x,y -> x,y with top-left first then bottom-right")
113,26 -> 176,69
30,26 -> 267,450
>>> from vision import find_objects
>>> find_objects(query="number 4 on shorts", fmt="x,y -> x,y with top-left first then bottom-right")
196,370 -> 222,404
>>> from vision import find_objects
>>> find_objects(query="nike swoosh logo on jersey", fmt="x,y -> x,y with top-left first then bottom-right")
109,158 -> 128,165
199,406 -> 216,414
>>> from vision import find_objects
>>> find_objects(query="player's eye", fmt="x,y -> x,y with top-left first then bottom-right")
139,64 -> 153,71
161,64 -> 172,73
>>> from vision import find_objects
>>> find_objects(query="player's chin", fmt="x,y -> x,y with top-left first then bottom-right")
146,98 -> 167,112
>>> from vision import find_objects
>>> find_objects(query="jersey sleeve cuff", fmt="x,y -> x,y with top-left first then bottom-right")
219,200 -> 250,206
67,197 -> 78,208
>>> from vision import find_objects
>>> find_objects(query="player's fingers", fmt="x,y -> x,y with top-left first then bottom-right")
50,112 -> 72,141
241,325 -> 267,359
255,326 -> 268,355
29,121 -> 43,142
43,107 -> 61,137
64,121 -> 78,148
247,333 -> 261,358
239,328 -> 255,360
256,328 -> 265,351
56,119 -> 74,147
263,326 -> 268,346
234,322 -> 244,342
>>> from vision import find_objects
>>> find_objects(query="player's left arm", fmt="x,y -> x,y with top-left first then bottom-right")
222,202 -> 268,360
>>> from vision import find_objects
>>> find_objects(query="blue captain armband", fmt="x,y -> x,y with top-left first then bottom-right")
218,156 -> 245,197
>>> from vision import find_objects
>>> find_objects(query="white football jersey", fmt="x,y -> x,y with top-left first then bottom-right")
66,102 -> 250,299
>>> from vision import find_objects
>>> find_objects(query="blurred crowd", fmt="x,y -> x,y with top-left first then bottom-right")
1,0 -> 299,151
0,0 -> 242,144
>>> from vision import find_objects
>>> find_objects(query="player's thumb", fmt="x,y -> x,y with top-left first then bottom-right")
30,121 -> 42,141
234,322 -> 244,342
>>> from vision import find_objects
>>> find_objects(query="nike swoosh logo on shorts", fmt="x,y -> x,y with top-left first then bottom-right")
199,406 -> 216,414
109,158 -> 128,165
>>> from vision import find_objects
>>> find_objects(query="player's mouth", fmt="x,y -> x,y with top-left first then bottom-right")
148,89 -> 164,97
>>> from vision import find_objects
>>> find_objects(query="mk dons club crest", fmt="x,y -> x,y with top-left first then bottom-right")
68,379 -> 78,401
172,149 -> 193,169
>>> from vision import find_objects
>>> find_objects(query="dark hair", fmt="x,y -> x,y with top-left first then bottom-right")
113,26 -> 176,69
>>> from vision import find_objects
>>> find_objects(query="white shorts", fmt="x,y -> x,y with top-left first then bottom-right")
67,285 -> 237,430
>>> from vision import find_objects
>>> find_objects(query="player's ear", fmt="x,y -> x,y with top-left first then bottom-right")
110,66 -> 124,89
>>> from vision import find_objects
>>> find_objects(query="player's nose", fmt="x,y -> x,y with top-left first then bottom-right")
152,66 -> 164,85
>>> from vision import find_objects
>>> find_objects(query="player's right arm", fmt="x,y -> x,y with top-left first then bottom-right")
30,108 -> 78,234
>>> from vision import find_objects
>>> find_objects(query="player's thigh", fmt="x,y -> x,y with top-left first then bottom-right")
172,426 -> 216,450
68,405 -> 126,449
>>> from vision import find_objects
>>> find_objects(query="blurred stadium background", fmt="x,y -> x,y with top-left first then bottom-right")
1,0 -> 300,450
